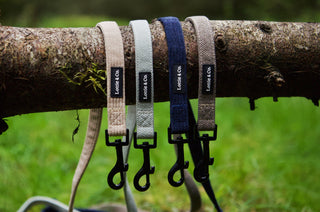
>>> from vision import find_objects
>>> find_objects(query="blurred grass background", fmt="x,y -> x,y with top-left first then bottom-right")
0,0 -> 320,211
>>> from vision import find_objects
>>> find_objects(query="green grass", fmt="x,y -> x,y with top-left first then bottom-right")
1,15 -> 320,212
1,98 -> 320,212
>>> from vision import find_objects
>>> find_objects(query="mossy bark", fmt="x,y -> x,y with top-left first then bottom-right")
0,20 -> 319,117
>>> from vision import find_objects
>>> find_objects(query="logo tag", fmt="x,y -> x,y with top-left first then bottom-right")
172,64 -> 186,94
139,72 -> 151,102
202,65 -> 214,94
110,67 -> 123,98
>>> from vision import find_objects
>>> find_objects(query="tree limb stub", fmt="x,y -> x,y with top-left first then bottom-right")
0,20 -> 319,117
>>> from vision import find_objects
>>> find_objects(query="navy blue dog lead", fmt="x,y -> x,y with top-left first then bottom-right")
158,16 -> 190,187
158,16 -> 189,133
158,16 -> 222,211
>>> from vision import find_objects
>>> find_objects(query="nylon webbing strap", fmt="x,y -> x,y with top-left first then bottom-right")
96,21 -> 126,136
122,105 -> 138,212
186,101 -> 222,212
185,16 -> 217,131
98,21 -> 128,190
158,16 -> 190,188
130,20 -> 154,139
68,108 -> 102,212
130,19 -> 157,192
158,17 -> 189,134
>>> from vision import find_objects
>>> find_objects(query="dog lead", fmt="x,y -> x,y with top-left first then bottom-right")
96,21 -> 128,190
185,16 -> 218,182
158,16 -> 189,187
130,20 -> 157,192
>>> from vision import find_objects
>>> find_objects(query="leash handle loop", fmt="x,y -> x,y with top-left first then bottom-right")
97,21 -> 128,190
130,20 -> 157,192
185,16 -> 218,182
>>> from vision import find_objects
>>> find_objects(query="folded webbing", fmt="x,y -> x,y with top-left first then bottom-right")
96,21 -> 126,136
130,20 -> 157,192
185,16 -> 217,131
130,20 -> 154,139
158,16 -> 189,134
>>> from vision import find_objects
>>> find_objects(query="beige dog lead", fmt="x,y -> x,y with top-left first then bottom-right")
97,21 -> 126,136
68,21 -> 126,211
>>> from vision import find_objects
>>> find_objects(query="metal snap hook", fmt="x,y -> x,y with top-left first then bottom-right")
167,141 -> 189,187
167,128 -> 189,187
133,132 -> 157,192
107,160 -> 128,190
194,125 -> 217,183
105,129 -> 129,190
133,165 -> 155,192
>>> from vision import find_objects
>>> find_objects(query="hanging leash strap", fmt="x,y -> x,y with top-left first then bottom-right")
185,16 -> 217,182
96,21 -> 128,190
183,169 -> 202,212
168,135 -> 202,212
187,101 -> 222,212
68,109 -> 103,212
122,105 -> 139,212
129,20 -> 157,192
97,21 -> 126,135
68,21 -> 134,211
185,16 -> 222,212
158,16 -> 190,187
157,17 -> 202,211
98,21 -> 138,212
185,16 -> 217,131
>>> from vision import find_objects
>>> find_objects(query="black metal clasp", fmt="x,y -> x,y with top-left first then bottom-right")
133,132 -> 157,192
167,127 -> 189,187
194,124 -> 217,182
105,129 -> 129,190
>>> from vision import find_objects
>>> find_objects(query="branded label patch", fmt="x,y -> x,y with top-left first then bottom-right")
139,72 -> 151,102
202,64 -> 214,94
110,67 -> 123,98
172,64 -> 186,94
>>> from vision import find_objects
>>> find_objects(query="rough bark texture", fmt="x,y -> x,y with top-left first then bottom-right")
0,20 -> 319,117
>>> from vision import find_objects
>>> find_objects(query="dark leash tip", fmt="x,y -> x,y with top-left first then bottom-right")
107,163 -> 128,190
167,142 -> 189,187
133,132 -> 157,192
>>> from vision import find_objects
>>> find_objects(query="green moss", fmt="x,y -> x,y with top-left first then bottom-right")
60,63 -> 106,96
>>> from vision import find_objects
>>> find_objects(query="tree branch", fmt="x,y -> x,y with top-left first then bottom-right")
0,20 -> 319,117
